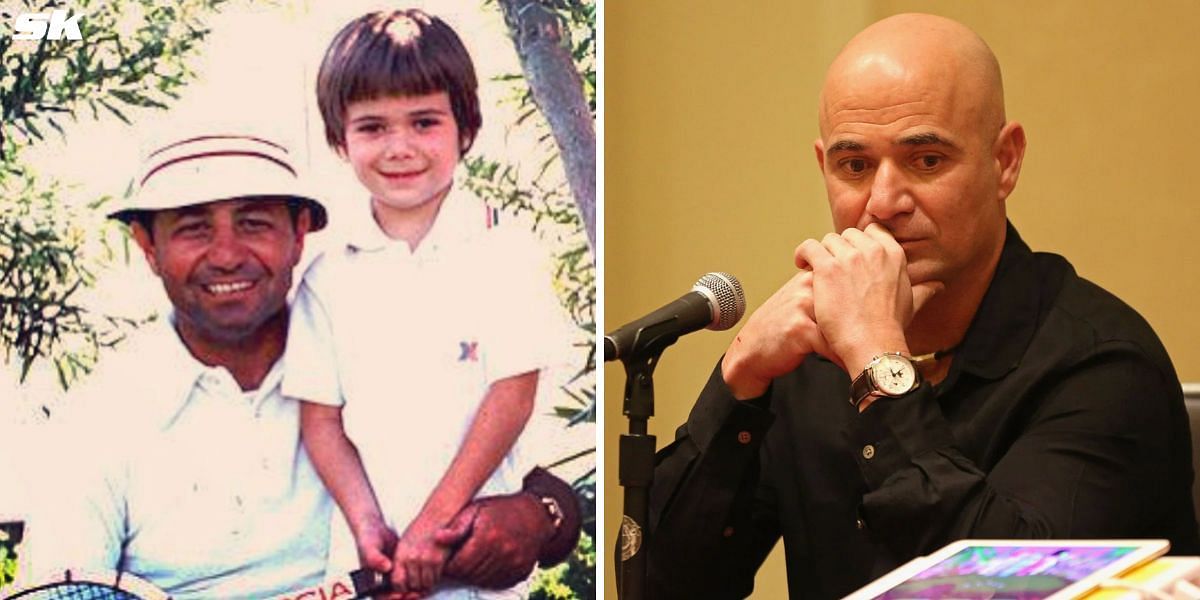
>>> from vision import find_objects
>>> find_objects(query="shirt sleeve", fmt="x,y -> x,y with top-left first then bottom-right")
282,260 -> 344,407
479,232 -> 572,384
644,363 -> 780,598
854,341 -> 1186,557
28,419 -> 126,581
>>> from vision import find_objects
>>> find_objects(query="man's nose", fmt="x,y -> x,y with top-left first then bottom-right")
865,160 -> 916,222
206,225 -> 247,271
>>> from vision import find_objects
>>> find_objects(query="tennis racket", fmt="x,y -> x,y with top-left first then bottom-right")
4,568 -> 389,600
3,569 -> 169,599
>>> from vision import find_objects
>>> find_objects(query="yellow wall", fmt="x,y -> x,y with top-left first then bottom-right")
603,1 -> 1200,597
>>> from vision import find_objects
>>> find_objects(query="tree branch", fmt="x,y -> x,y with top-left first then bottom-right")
497,0 -> 596,254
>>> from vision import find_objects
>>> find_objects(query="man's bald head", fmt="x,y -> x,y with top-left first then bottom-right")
813,13 -> 1026,303
819,13 -> 1006,144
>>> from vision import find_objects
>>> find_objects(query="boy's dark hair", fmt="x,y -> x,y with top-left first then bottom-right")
317,9 -> 482,155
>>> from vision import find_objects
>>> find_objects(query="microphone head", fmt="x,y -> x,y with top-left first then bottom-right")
693,272 -> 746,331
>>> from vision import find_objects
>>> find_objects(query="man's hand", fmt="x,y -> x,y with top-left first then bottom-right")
794,223 -> 942,375
434,468 -> 581,590
435,493 -> 553,589
721,269 -> 838,400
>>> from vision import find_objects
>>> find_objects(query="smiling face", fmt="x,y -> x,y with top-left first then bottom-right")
340,92 -> 462,241
132,198 -> 308,349
814,14 -> 1025,294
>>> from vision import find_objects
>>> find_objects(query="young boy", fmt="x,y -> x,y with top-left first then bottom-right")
284,9 -> 567,599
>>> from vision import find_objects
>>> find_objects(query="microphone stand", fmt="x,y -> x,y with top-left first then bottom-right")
615,322 -> 682,600
618,351 -> 658,600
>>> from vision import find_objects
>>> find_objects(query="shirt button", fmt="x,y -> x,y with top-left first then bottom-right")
862,444 -> 876,460
737,431 -> 752,444
856,518 -> 866,530
723,526 -> 735,537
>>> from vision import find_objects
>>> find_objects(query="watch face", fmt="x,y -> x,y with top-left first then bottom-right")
871,354 -> 916,395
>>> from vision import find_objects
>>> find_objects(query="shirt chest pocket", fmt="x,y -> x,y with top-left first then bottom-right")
128,434 -> 261,555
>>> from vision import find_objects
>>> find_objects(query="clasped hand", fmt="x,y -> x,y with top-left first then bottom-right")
721,223 -> 942,400
354,491 -> 555,599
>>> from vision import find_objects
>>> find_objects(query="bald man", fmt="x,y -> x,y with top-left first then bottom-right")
644,14 -> 1200,599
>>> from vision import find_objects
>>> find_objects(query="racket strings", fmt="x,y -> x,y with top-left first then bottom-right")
8,582 -> 146,599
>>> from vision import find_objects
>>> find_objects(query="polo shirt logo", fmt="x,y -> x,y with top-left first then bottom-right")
459,341 -> 479,362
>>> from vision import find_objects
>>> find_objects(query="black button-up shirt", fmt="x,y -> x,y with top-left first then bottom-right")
646,224 -> 1200,599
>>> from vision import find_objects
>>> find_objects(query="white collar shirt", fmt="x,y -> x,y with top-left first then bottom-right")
283,187 -> 571,593
33,317 -> 332,599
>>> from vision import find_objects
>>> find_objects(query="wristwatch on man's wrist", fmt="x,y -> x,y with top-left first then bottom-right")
522,467 -> 582,567
850,352 -> 922,409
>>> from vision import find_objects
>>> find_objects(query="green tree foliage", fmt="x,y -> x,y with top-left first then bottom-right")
495,0 -> 596,251
0,547 -> 16,593
0,522 -> 24,594
529,532 -> 596,600
0,0 -> 227,388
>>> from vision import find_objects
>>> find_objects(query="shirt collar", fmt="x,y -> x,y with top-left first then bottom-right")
150,313 -> 284,428
950,221 -> 1066,381
342,194 -> 392,253
342,177 -> 486,255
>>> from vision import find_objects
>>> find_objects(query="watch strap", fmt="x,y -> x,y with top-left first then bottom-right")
849,368 -> 876,409
523,467 -> 582,567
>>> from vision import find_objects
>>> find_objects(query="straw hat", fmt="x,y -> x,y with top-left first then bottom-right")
109,134 -> 328,231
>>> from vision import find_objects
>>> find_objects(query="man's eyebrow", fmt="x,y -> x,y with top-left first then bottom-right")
898,132 -> 957,149
172,205 -> 209,219
234,199 -> 287,215
826,139 -> 866,155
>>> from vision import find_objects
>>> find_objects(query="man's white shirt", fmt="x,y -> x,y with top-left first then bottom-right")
33,317 -> 332,599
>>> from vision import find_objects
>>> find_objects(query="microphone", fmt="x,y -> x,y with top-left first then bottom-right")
604,272 -> 746,362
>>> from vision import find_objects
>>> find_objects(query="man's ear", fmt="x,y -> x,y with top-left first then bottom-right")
291,208 -> 313,266
994,121 -> 1027,202
814,138 -> 827,173
130,220 -> 161,276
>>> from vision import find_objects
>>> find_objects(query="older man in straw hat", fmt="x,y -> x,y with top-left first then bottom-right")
28,133 -> 580,599
29,134 -> 334,598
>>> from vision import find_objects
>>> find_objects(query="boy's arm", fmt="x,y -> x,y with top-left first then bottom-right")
391,371 -> 538,593
298,402 -> 396,574
411,370 -> 538,529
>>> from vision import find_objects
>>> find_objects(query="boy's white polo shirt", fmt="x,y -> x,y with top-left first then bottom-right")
33,317 -> 332,599
284,187 -> 567,592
